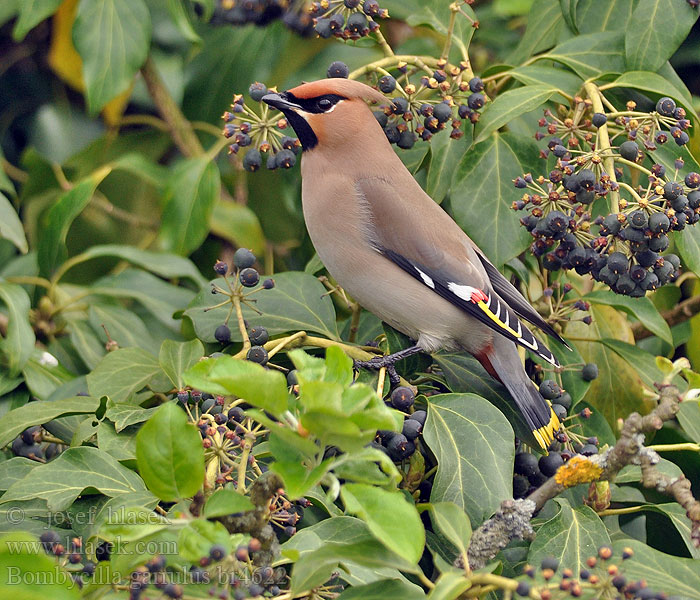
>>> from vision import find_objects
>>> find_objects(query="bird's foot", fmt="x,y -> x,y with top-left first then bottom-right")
353,345 -> 423,385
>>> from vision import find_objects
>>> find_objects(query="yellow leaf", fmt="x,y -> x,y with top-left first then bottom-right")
48,0 -> 131,126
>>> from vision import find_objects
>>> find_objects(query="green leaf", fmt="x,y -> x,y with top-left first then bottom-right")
539,31 -> 625,78
508,0 -> 565,63
0,396 -> 101,449
37,173 -> 107,277
625,0 -> 699,72
527,499 -> 611,576
474,85 -> 558,144
164,0 -> 201,43
423,393 -> 514,525
73,0 -> 152,112
599,339 -> 685,390
210,199 -> 266,257
184,272 -> 339,343
341,483 -> 425,565
426,126 -> 472,204
67,318 -> 105,370
12,0 -> 62,41
675,226 -> 700,278
428,502 -> 472,556
449,133 -> 538,267
565,305 -> 651,427
427,571 -> 472,600
61,244 -> 207,285
135,402 -> 204,501
0,458 -> 38,492
0,447 -> 147,511
338,580 -> 427,600
159,157 -> 221,256
186,356 -> 289,417
575,0 -> 636,33
509,65 -> 583,98
178,519 -> 232,562
0,533 -> 80,600
203,488 -> 255,518
97,421 -> 137,461
0,192 -> 27,253
158,338 -> 204,390
643,503 -> 700,559
677,400 -> 700,444
0,281 -> 35,377
88,304 -> 160,355
584,290 -> 672,344
105,402 -> 159,433
612,539 -> 700,599
87,347 -> 162,403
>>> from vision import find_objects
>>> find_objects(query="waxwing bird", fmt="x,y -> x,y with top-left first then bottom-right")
263,79 -> 570,449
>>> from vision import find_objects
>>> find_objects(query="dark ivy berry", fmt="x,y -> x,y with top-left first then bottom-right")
467,93 -> 485,110
215,324 -> 231,343
397,130 -> 416,149
553,392 -> 572,411
600,214 -> 621,235
577,169 -> 596,191
243,149 -> 262,172
516,581 -> 531,596
552,403 -> 568,422
410,409 -> 427,425
327,61 -> 349,78
228,406 -> 245,421
663,181 -> 682,200
384,124 -> 400,144
364,0 -> 380,15
378,75 -> 396,93
579,443 -> 598,456
649,212 -> 670,234
628,210 -> 648,229
209,545 -> 227,561
315,17 -> 332,37
239,267 -> 260,287
233,248 -> 255,269
539,379 -> 561,400
513,474 -> 529,499
392,97 -> 409,114
514,452 -> 539,476
402,418 -> 422,440
248,326 -> 269,346
214,260 -> 228,276
390,386 -> 415,411
248,82 -> 268,102
538,452 -> 564,477
656,96 -> 676,117
671,194 -> 688,212
619,140 -> 639,161
263,278 -> 275,289
591,112 -> 607,128
582,363 -> 599,381
346,12 -> 368,34
276,149 -> 296,169
387,433 -> 415,460
468,77 -> 484,92
607,252 -> 628,274
247,346 -> 268,365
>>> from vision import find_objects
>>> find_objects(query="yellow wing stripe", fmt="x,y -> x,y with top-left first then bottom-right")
476,299 -> 520,338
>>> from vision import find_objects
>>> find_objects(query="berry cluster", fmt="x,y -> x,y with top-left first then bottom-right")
513,374 -> 599,499
368,70 -> 487,148
38,532 -> 96,591
223,84 -> 300,172
514,96 -> 696,296
212,0 -> 314,36
209,249 -> 275,346
309,0 -> 388,39
516,546 -> 670,599
373,386 -> 425,461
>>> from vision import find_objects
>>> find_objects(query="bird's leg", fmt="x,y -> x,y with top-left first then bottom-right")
354,344 -> 423,385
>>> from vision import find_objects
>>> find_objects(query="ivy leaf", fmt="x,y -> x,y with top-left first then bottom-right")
527,498 -> 611,576
37,171 -> 109,278
509,65 -> 583,98
341,483 -> 425,565
474,85 -> 558,144
104,402 -> 159,433
184,272 -> 339,343
423,393 -> 514,525
86,347 -> 162,404
0,447 -> 147,511
0,281 -> 35,377
337,580 -> 427,600
427,502 -> 472,556
12,0 -> 62,41
585,290 -> 672,345
539,31 -> 625,78
675,226 -> 700,278
0,396 -> 101,448
0,192 -> 28,253
677,400 -> 700,444
507,0 -> 565,64
606,71 -> 698,119
178,519 -> 232,562
73,0 -> 152,112
203,489 -> 255,518
158,339 -> 204,390
625,0 -> 699,72
449,132 -> 538,267
135,402 -> 204,501
158,157 -> 220,256
210,199 -> 266,257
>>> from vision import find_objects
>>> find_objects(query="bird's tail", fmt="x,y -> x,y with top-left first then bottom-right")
482,338 -> 560,450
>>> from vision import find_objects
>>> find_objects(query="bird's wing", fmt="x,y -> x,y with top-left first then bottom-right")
471,248 -> 572,350
356,176 -> 560,366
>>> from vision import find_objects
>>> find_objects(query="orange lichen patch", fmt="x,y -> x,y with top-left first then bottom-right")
554,455 -> 603,488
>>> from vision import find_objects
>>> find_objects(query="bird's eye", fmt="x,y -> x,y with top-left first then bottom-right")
317,98 -> 332,111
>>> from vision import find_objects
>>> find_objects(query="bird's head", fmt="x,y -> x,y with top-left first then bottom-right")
262,79 -> 387,152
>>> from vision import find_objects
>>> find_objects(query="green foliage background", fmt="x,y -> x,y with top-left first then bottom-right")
1,0 -> 700,598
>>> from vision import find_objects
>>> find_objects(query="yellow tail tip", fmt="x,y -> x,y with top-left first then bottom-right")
532,402 -> 561,451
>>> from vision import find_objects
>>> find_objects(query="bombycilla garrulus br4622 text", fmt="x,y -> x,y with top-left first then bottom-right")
263,78 -> 571,450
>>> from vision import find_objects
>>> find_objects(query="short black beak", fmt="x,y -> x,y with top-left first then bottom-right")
262,92 -> 300,112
